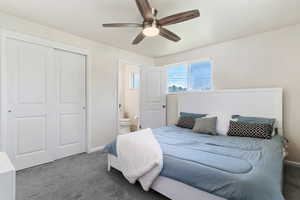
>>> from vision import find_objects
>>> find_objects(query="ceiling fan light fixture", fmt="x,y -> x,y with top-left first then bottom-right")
142,25 -> 160,37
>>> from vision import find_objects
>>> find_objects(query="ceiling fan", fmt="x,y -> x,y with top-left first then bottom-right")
102,0 -> 200,45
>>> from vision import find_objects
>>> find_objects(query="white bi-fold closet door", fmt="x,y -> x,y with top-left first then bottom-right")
6,38 -> 86,170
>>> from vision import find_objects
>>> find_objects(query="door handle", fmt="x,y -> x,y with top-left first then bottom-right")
8,110 -> 12,113
162,105 -> 166,109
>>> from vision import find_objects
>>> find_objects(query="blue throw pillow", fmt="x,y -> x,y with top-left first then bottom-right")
232,115 -> 276,126
180,112 -> 207,119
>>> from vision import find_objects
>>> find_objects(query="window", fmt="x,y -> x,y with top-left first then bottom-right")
129,72 -> 140,89
167,60 -> 212,93
167,65 -> 188,92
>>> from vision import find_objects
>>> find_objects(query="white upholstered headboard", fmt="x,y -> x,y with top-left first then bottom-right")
177,88 -> 283,135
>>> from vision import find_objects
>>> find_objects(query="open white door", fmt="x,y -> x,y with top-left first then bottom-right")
140,67 -> 166,129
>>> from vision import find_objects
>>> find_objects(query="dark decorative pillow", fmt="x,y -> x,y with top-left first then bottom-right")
176,117 -> 195,129
227,121 -> 273,139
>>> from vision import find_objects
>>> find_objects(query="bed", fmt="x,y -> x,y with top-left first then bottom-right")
105,88 -> 285,200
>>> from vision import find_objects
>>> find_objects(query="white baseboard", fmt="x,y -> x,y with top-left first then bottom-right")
88,145 -> 105,153
285,160 -> 300,168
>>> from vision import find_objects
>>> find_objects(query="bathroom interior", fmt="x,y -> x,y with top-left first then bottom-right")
118,62 -> 140,134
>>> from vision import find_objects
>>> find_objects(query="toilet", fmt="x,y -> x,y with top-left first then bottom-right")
119,118 -> 131,134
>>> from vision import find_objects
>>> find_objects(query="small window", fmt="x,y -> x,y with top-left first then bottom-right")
190,61 -> 212,90
167,65 -> 188,92
167,60 -> 212,93
129,72 -> 140,89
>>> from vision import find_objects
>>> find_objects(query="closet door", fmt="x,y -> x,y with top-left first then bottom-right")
6,39 -> 86,170
6,39 -> 56,170
54,50 -> 86,159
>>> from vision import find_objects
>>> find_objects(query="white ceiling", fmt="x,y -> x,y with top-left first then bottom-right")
0,0 -> 300,57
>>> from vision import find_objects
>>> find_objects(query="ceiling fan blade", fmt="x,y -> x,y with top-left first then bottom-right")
159,9 -> 200,26
103,23 -> 142,28
135,0 -> 153,21
159,28 -> 181,42
132,32 -> 145,45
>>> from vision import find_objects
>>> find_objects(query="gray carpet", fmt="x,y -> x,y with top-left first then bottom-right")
16,152 -> 300,200
284,164 -> 300,200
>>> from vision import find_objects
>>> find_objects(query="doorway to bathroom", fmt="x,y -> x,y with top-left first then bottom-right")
118,61 -> 141,134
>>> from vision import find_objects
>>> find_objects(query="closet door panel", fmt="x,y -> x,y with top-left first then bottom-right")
18,43 -> 46,104
16,116 -> 46,155
59,113 -> 81,146
6,39 -> 55,170
54,50 -> 86,159
59,53 -> 83,103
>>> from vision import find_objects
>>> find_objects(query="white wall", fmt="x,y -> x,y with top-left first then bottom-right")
155,24 -> 300,163
0,12 -> 154,150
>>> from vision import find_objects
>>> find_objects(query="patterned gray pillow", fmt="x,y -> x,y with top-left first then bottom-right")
227,121 -> 273,139
176,117 -> 195,129
192,117 -> 217,135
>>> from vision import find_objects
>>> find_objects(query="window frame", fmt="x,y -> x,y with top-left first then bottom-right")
165,58 -> 214,94
129,71 -> 140,90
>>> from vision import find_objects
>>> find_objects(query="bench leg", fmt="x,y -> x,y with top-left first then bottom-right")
107,155 -> 111,172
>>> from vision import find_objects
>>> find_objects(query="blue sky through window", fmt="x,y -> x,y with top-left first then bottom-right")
167,61 -> 212,92
167,65 -> 188,92
190,61 -> 212,90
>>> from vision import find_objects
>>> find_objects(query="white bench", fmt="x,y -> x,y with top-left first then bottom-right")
0,152 -> 15,200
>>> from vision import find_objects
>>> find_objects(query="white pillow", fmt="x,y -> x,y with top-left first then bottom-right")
207,113 -> 233,135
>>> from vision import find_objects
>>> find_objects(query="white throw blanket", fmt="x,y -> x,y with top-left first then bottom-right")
117,128 -> 163,191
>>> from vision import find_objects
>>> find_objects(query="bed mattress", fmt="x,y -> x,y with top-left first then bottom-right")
104,126 -> 284,200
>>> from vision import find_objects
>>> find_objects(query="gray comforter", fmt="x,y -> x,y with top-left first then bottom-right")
104,126 -> 284,200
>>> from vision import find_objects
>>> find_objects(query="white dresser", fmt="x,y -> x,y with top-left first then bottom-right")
0,152 -> 15,200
